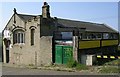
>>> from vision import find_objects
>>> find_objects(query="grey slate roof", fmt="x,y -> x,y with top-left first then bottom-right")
17,14 -> 37,21
17,14 -> 117,33
57,18 -> 117,33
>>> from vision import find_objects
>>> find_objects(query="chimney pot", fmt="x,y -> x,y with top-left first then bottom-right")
44,2 -> 47,5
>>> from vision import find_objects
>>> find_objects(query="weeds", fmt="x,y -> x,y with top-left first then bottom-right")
99,66 -> 119,73
66,58 -> 88,70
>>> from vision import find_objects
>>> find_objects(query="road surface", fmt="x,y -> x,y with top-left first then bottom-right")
2,66 -> 119,75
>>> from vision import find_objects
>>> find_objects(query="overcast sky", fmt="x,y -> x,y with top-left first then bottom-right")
0,2 -> 119,32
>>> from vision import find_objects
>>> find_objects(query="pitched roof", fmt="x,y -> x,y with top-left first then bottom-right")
17,14 -> 117,33
17,14 -> 38,21
57,18 -> 117,33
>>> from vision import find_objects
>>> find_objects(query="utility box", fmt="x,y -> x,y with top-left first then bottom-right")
81,55 -> 96,66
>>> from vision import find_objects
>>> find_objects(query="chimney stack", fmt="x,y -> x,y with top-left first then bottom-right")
42,2 -> 50,18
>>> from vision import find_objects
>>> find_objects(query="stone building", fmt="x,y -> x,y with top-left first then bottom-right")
2,2 -> 119,66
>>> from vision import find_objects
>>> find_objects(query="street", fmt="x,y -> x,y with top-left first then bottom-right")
2,66 -> 119,75
2,66 -> 87,75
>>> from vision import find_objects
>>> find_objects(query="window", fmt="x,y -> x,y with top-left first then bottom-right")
61,32 -> 72,40
81,33 -> 102,40
31,29 -> 35,45
113,34 -> 118,39
81,33 -> 87,40
103,33 -> 109,39
96,33 -> 102,39
13,30 -> 25,44
109,33 -> 118,39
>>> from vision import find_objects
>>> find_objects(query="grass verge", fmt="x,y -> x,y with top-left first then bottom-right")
98,59 -> 120,73
104,59 -> 120,66
99,66 -> 120,73
66,58 -> 88,71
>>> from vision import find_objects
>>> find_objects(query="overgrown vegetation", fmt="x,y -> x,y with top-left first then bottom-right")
104,59 -> 120,66
97,59 -> 120,73
94,58 -> 114,66
66,58 -> 88,70
75,64 -> 88,70
66,58 -> 77,68
99,66 -> 120,73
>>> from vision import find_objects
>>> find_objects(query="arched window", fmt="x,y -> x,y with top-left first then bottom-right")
31,29 -> 35,46
13,30 -> 25,44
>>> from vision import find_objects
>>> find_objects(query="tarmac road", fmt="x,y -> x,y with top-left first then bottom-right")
2,66 -> 119,76
2,66 -> 88,75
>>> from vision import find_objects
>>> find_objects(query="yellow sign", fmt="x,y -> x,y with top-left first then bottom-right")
79,40 -> 100,49
102,40 -> 118,46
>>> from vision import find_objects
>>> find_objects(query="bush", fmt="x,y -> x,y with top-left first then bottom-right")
76,63 -> 88,70
66,58 -> 77,68
66,58 -> 88,70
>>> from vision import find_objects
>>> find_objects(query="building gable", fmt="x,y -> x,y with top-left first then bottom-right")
3,14 -> 25,32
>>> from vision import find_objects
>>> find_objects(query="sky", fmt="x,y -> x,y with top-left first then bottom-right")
0,1 -> 119,33
118,2 -> 120,33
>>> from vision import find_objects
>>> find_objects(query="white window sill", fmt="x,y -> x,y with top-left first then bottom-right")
13,43 -> 25,46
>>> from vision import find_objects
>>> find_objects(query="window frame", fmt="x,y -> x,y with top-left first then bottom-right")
31,28 -> 35,46
13,30 -> 25,44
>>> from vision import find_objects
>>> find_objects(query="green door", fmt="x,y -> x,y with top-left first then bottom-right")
63,46 -> 73,64
55,45 -> 73,64
55,45 -> 63,64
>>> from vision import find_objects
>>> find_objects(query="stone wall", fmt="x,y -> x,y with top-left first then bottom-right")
38,36 -> 53,66
7,15 -> 55,66
7,15 -> 41,66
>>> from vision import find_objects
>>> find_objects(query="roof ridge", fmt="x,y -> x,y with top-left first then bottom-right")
102,24 -> 118,33
17,13 -> 39,22
57,17 -> 101,25
57,17 -> 117,33
18,13 -> 39,16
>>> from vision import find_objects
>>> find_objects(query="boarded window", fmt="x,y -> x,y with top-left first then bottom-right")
31,29 -> 35,45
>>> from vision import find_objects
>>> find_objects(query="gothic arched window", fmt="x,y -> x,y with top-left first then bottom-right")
13,29 -> 25,44
31,29 -> 35,46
